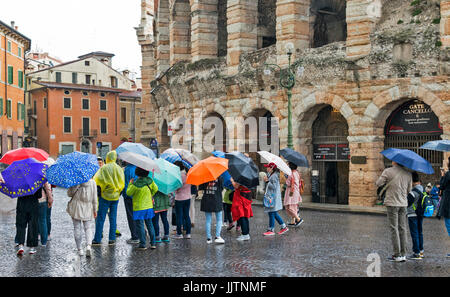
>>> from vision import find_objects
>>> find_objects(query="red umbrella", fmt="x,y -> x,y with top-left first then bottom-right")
0,148 -> 49,165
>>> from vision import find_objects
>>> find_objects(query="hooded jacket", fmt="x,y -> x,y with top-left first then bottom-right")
94,151 -> 125,201
126,176 -> 158,220
67,179 -> 98,221
406,184 -> 424,218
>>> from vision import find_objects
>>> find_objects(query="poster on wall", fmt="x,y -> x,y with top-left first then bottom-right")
313,144 -> 337,160
385,100 -> 443,135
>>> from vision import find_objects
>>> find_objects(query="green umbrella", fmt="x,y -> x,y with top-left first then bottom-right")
149,158 -> 183,195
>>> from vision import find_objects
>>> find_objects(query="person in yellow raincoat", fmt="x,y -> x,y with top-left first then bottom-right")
92,151 -> 125,245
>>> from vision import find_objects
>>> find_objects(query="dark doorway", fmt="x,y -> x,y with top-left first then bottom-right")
312,105 -> 349,204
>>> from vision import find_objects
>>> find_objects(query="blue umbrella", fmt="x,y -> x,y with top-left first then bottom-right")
160,152 -> 193,170
116,142 -> 156,159
47,152 -> 100,188
381,148 -> 434,175
420,140 -> 450,152
280,148 -> 309,168
0,158 -> 48,198
212,151 -> 234,189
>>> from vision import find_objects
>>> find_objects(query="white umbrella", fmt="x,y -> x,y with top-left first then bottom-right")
258,151 -> 292,176
118,151 -> 161,174
43,157 -> 56,166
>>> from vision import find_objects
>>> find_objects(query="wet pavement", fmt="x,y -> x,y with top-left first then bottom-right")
0,187 -> 449,277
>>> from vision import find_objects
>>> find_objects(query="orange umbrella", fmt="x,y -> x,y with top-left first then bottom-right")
186,156 -> 229,186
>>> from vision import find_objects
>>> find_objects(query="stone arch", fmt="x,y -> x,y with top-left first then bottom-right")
363,85 -> 450,137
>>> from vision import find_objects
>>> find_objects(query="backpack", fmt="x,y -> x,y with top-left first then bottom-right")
412,188 -> 434,217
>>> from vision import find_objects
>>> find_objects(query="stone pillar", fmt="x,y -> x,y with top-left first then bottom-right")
170,0 -> 192,65
276,0 -> 310,66
348,136 -> 385,207
157,0 -> 171,74
441,1 -> 450,47
226,0 -> 258,75
190,0 -> 219,62
345,0 -> 377,59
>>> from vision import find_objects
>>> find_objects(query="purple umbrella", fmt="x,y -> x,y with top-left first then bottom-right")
0,158 -> 48,198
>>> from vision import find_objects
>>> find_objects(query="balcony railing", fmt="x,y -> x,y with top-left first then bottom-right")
79,129 -> 98,139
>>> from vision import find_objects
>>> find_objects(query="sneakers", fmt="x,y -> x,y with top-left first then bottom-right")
150,245 -> 157,249
17,245 -> 24,256
207,238 -> 213,244
108,240 -> 116,245
184,234 -> 191,239
155,237 -> 162,243
29,248 -> 37,255
236,234 -> 250,241
214,237 -> 225,244
78,249 -> 84,256
115,230 -> 122,237
138,245 -> 148,250
295,218 -> 304,227
162,236 -> 170,243
91,241 -> 102,246
408,253 -> 423,260
263,230 -> 276,236
126,239 -> 140,244
278,227 -> 289,235
388,255 -> 406,262
86,246 -> 92,257
447,253 -> 450,258
173,234 -> 183,239
420,250 -> 424,258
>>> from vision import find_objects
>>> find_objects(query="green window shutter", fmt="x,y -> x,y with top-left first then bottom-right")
18,71 -> 23,88
8,66 -> 13,84
21,103 -> 25,121
6,100 -> 11,119
17,103 -> 20,120
0,98 -> 3,118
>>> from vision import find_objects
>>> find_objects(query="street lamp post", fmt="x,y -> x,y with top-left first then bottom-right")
264,43 -> 301,150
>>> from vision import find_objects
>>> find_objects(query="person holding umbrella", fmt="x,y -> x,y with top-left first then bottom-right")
284,162 -> 304,227
67,178 -> 98,256
92,151 -> 125,245
437,157 -> 450,258
263,163 -> 289,236
376,160 -> 412,263
126,166 -> 159,250
173,161 -> 192,239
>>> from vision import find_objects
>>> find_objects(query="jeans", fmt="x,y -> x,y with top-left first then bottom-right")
408,216 -> 424,254
175,199 -> 191,235
38,202 -> 49,245
268,211 -> 285,231
386,206 -> 408,257
152,211 -> 170,238
46,207 -> 52,236
445,217 -> 450,237
124,197 -> 138,240
136,218 -> 156,247
205,211 -> 223,239
238,217 -> 249,235
93,197 -> 119,242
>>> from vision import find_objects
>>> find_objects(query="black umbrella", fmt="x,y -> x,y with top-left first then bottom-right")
224,152 -> 259,189
280,148 -> 309,168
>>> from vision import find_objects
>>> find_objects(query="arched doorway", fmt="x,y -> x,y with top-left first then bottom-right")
202,112 -> 227,158
80,139 -> 92,154
310,0 -> 347,48
384,99 -> 443,185
312,105 -> 349,204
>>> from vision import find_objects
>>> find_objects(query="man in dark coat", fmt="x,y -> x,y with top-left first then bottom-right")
437,157 -> 450,258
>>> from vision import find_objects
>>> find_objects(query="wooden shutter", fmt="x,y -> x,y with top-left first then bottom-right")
0,98 -> 3,117
8,66 -> 13,84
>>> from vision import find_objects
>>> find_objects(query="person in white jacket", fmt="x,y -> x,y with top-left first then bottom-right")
67,179 -> 98,256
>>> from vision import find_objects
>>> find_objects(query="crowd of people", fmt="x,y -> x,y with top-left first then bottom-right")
11,150 -> 450,260
12,150 -> 306,256
376,157 -> 450,262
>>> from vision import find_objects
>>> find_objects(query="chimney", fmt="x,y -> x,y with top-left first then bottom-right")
122,70 -> 130,78
10,21 -> 15,28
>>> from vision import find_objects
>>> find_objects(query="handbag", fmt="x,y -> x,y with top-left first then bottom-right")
263,192 -> 276,208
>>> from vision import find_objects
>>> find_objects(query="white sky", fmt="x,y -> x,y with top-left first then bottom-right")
0,0 -> 143,78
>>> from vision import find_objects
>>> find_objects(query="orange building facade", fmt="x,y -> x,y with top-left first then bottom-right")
0,20 -> 31,155
30,82 -> 122,159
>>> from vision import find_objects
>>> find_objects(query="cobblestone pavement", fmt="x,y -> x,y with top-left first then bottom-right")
0,188 -> 449,277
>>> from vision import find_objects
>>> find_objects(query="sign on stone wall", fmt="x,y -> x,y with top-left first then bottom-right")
313,143 -> 350,161
385,100 -> 443,135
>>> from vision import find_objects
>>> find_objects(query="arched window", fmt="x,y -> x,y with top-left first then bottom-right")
310,0 -> 347,48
